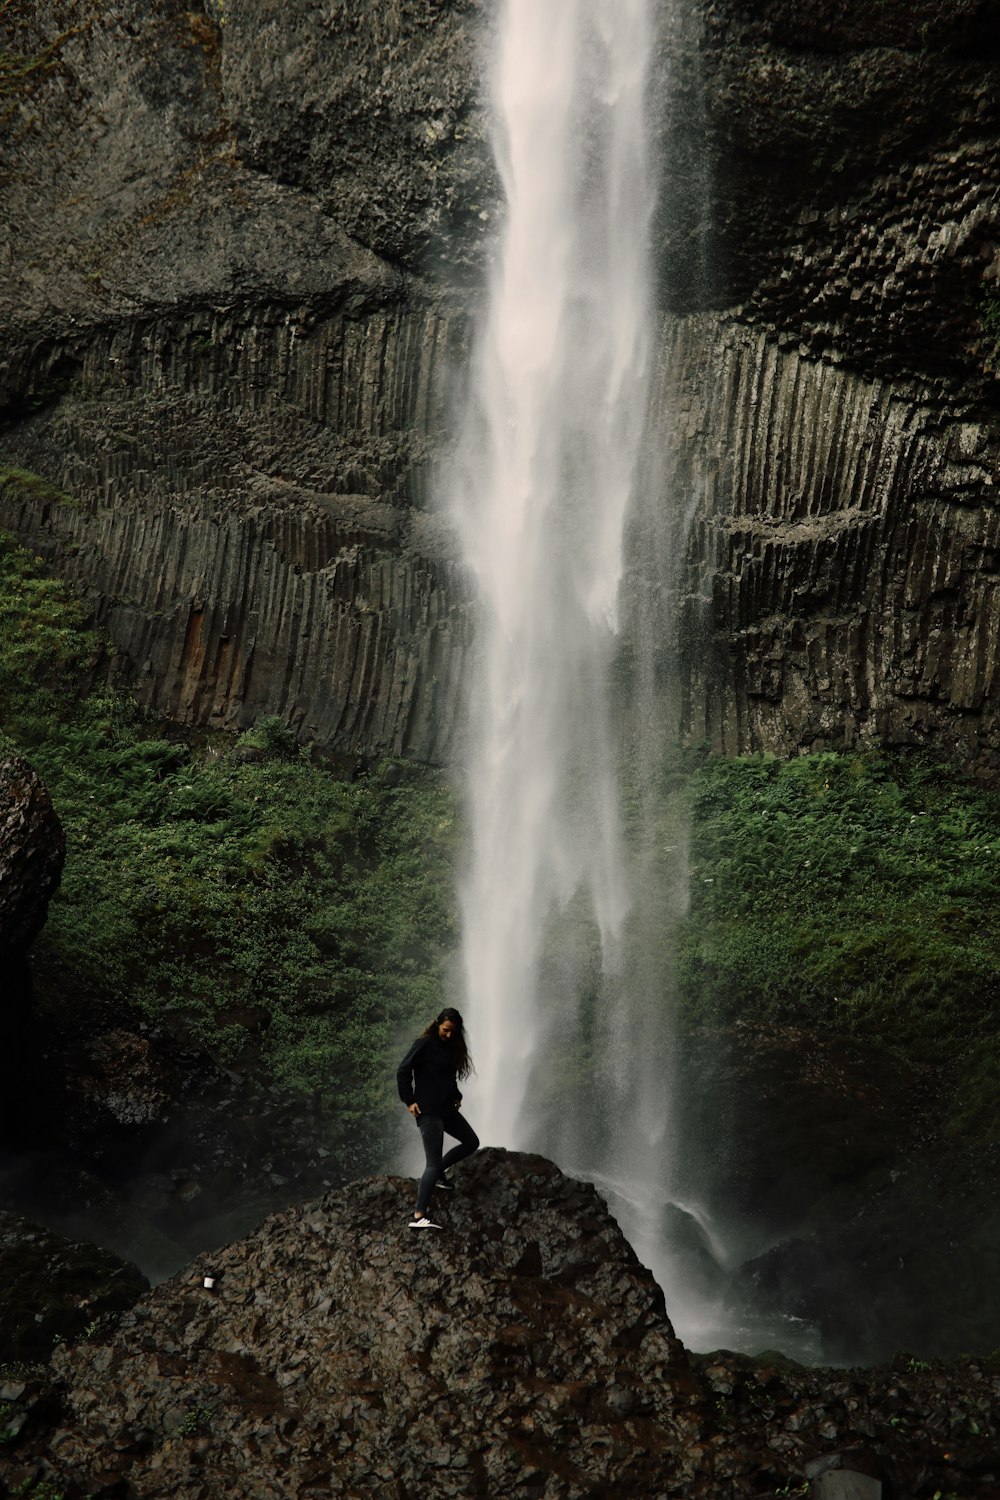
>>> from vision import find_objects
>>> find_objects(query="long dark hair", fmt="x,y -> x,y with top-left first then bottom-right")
420,1006 -> 474,1081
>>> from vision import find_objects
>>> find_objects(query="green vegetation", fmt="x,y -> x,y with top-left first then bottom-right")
0,529 -> 100,739
10,1483 -> 65,1500
677,748 -> 1000,1135
176,1404 -> 213,1437
0,533 -> 456,1116
0,467 -> 77,508
33,721 -> 457,1108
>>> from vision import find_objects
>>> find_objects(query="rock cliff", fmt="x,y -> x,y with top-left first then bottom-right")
652,315 -> 1000,768
5,1152 -> 999,1498
1,0 -> 999,766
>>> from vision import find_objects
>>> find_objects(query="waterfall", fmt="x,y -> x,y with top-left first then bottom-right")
445,0 -> 824,1363
451,0 -> 654,1152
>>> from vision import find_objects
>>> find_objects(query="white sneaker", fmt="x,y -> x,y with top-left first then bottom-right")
435,1173 -> 454,1191
408,1216 -> 443,1230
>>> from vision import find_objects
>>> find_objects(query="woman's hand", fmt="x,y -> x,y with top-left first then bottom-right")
407,1102 -> 421,1116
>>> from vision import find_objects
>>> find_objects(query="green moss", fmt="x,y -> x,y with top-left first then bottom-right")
0,466 -> 78,509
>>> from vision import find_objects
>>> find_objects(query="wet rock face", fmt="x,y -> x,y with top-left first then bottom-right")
677,1025 -> 915,1238
673,1024 -> 1000,1367
0,748 -> 64,962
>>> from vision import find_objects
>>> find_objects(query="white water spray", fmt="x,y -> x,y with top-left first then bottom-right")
452,0 -> 655,1152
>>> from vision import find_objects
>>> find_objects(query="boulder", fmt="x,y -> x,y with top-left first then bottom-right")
1,1014 -> 379,1289
28,1151 -> 703,1497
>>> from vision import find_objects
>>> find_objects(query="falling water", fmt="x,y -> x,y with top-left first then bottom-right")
439,0 -> 821,1364
451,0 -> 654,1153
445,0 -> 824,1363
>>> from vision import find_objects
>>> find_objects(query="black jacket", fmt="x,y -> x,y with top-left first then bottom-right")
397,1035 -> 463,1116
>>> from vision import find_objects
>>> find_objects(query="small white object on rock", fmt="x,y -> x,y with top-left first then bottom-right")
203,1276 -> 216,1290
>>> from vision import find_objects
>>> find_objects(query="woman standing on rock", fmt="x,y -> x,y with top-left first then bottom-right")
397,1008 -> 479,1229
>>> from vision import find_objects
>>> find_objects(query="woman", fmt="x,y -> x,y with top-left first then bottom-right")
396,1007 -> 479,1229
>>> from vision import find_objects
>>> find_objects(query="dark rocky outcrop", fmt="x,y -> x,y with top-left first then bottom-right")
3,1152 -> 999,1498
0,746 -> 64,964
0,991 -> 380,1287
0,1210 -> 147,1364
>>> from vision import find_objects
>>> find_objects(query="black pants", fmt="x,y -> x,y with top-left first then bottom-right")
415,1109 -> 479,1214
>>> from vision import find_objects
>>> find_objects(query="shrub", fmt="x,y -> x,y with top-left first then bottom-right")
675,748 -> 1000,1135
